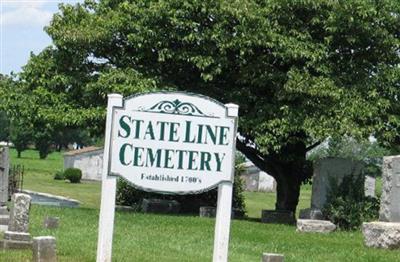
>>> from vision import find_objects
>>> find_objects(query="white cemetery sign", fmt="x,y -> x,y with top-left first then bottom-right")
97,92 -> 238,262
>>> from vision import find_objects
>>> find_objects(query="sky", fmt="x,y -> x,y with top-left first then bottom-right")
0,0 -> 83,75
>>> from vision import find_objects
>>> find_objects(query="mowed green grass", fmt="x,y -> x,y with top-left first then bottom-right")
10,149 -> 101,209
1,149 -> 398,262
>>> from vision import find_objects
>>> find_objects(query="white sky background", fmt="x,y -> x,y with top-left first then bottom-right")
0,0 -> 83,75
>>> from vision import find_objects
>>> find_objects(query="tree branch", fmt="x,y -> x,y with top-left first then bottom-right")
306,140 -> 322,151
236,134 -> 279,179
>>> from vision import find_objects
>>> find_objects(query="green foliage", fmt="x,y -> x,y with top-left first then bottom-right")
43,0 -> 400,151
54,170 -> 65,180
10,121 -> 33,158
3,0 -> 400,211
116,154 -> 246,214
323,175 -> 380,230
308,136 -> 391,177
0,111 -> 9,142
64,168 -> 82,183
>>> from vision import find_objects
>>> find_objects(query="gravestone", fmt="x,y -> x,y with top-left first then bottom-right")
262,253 -> 284,262
379,156 -> 400,222
141,198 -> 181,214
261,210 -> 295,225
8,193 -> 32,232
0,147 -> 9,206
32,236 -> 57,262
0,193 -> 32,249
43,216 -> 59,229
200,206 -> 216,218
0,148 -> 10,232
311,158 -> 364,211
296,219 -> 336,233
363,155 -> 400,249
364,176 -> 376,197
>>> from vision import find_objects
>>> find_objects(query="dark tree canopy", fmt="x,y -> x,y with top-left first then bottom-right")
4,0 -> 400,210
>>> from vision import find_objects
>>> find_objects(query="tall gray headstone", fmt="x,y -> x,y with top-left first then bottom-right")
0,147 -> 10,206
311,158 -> 364,210
362,155 -> 400,249
8,193 -> 31,232
364,176 -> 376,197
380,156 -> 400,222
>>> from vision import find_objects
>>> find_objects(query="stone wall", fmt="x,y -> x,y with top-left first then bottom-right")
63,147 -> 103,181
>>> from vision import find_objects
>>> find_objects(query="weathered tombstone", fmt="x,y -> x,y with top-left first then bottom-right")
200,207 -> 244,219
141,199 -> 180,214
8,193 -> 31,232
261,210 -> 295,225
0,193 -> 32,249
261,253 -> 284,262
311,158 -> 364,211
380,156 -> 400,222
0,147 -> 9,206
43,216 -> 59,229
200,206 -> 216,218
363,155 -> 400,249
32,236 -> 57,262
364,176 -> 376,197
296,219 -> 336,233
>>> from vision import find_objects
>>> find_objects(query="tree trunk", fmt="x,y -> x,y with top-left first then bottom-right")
17,150 -> 21,158
236,135 -> 313,213
274,172 -> 301,212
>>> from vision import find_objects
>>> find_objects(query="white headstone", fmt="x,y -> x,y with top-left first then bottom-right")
364,176 -> 376,197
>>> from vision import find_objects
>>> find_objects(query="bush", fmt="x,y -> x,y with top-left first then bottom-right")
54,170 -> 65,180
116,154 -> 247,214
323,175 -> 379,230
64,168 -> 82,183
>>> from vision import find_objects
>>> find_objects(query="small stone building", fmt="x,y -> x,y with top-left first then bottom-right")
240,161 -> 276,192
63,147 -> 103,181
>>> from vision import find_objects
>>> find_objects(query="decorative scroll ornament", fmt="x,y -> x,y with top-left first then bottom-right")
145,99 -> 206,117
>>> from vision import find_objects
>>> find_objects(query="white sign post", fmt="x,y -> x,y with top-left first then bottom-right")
96,92 -> 238,262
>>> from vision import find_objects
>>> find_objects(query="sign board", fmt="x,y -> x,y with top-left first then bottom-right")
109,92 -> 236,193
97,92 -> 238,262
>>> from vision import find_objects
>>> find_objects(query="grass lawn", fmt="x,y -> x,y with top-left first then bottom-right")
10,149 -> 101,209
1,149 -> 397,261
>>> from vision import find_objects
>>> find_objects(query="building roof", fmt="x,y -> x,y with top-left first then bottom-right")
64,146 -> 103,156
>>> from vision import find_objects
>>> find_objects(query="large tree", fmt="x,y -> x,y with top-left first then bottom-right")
18,0 -> 400,211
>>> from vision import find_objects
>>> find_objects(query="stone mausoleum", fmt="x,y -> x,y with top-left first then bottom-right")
64,147 -> 103,181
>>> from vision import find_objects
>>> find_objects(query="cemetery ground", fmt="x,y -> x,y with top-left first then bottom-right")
1,150 -> 399,261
